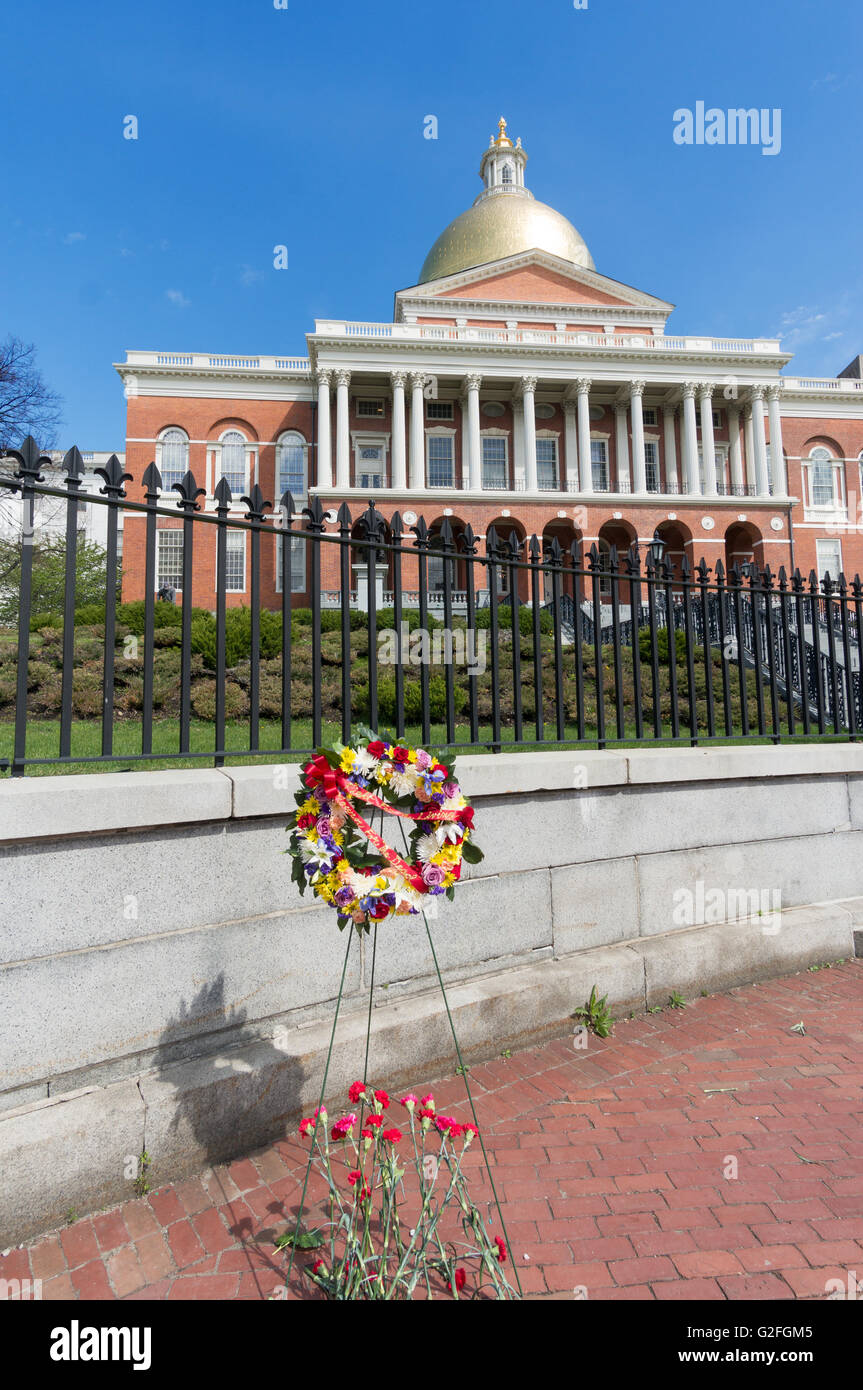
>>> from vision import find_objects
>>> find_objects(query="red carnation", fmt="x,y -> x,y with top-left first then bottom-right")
370,900 -> 391,921
494,1236 -> 507,1264
361,1128 -> 374,1140
366,1114 -> 383,1128
347,1169 -> 362,1186
367,741 -> 387,758
348,1081 -> 366,1104
297,813 -> 315,829
357,1185 -> 371,1203
374,1089 -> 390,1110
447,1267 -> 466,1296
311,1258 -> 326,1275
382,1127 -> 402,1144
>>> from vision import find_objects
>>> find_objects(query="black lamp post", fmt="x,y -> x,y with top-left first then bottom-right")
649,530 -> 667,570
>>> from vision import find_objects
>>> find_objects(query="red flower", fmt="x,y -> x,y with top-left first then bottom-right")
348,1081 -> 366,1104
447,1267 -> 466,1296
297,813 -> 316,829
382,1128 -> 402,1144
418,1107 -> 435,1122
357,1185 -> 371,1203
459,806 -> 475,830
367,741 -> 387,758
299,1117 -> 314,1137
311,1258 -> 326,1275
434,1114 -> 460,1137
463,1122 -> 479,1139
347,1169 -> 362,1186
391,746 -> 410,763
366,1114 -> 383,1128
369,900 -> 391,921
361,1128 -> 374,1140
494,1236 -> 507,1264
374,1089 -> 390,1110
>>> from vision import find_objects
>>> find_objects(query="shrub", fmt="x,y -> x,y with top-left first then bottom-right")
638,627 -> 687,663
190,679 -> 249,721
360,672 -> 468,724
474,604 -> 552,636
30,612 -> 62,632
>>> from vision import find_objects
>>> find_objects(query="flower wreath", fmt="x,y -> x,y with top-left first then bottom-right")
286,732 -> 483,932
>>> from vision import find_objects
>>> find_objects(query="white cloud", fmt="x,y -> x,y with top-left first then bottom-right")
239,265 -> 264,287
63,232 -> 86,244
165,288 -> 191,308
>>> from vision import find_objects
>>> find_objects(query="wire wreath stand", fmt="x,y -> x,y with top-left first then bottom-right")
281,750 -> 523,1302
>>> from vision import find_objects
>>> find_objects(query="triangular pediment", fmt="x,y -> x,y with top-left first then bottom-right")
395,250 -> 674,321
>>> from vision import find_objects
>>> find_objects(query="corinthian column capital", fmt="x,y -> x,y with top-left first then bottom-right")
519,374 -> 538,397
335,369 -> 351,389
465,373 -> 483,393
390,369 -> 407,390
630,379 -> 646,397
315,368 -> 332,388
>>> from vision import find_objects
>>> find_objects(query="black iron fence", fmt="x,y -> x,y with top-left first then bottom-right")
1,436 -> 860,775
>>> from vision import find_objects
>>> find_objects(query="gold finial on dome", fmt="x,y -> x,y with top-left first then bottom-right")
495,115 -> 513,147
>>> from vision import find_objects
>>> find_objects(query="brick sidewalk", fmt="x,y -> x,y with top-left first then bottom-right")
4,960 -> 862,1300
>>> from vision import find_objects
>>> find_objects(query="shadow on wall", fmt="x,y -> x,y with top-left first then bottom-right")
150,974 -> 306,1191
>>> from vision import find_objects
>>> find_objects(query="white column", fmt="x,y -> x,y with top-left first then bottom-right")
681,382 -> 700,495
630,380 -> 646,494
750,386 -> 770,496
766,384 -> 786,495
409,372 -> 425,489
521,376 -> 538,492
662,404 -> 679,492
390,370 -> 407,489
513,396 -> 525,488
335,369 -> 351,489
577,377 -> 593,493
564,401 -> 579,488
744,406 -> 756,492
698,383 -> 718,496
728,406 -> 743,491
466,374 -> 482,492
315,369 -> 332,489
459,393 -> 470,488
614,401 -> 631,493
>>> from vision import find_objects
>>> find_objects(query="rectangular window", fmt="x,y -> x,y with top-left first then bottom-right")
642,408 -> 657,427
427,401 -> 454,420
156,530 -> 183,592
591,440 -> 608,491
276,534 -> 308,593
645,441 -> 659,492
277,440 -> 306,499
357,444 -> 385,489
225,531 -> 246,592
536,438 -> 558,490
357,399 -> 384,417
482,436 -> 507,489
427,434 -> 454,487
816,538 -> 842,582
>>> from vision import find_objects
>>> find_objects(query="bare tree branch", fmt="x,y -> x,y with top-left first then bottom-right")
0,336 -> 63,451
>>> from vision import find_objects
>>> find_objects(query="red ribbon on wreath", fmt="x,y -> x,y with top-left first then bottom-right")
304,754 -> 463,894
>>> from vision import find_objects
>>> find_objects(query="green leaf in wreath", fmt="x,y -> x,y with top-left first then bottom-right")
461,841 -> 484,865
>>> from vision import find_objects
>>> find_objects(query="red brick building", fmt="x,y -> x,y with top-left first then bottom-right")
116,119 -> 863,612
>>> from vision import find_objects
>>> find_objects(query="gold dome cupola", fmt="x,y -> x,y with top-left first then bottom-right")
418,120 -> 595,284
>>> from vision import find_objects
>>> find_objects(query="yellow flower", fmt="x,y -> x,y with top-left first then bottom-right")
306,828 -> 319,844
373,875 -> 388,891
443,873 -> 456,888
299,797 -> 320,816
408,749 -> 418,764
340,748 -> 356,773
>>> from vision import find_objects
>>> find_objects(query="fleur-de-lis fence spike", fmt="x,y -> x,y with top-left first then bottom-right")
588,541 -> 601,570
172,470 -> 206,510
412,516 -> 430,548
390,510 -> 403,543
528,534 -> 541,562
214,477 -> 233,515
7,435 -> 51,482
853,574 -> 863,602
791,567 -> 805,594
715,557 -> 726,585
696,557 -> 711,583
507,528 -> 522,561
241,483 -> 272,521
626,543 -> 641,577
96,453 -> 133,497
303,495 -> 326,531
63,446 -> 86,487
142,461 -> 162,502
439,516 -> 454,550
547,535 -> 563,566
461,522 -> 478,556
336,501 -> 353,534
808,569 -> 820,596
361,500 -> 384,544
680,553 -> 692,582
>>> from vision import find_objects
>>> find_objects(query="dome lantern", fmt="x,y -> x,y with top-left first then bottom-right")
418,120 -> 594,284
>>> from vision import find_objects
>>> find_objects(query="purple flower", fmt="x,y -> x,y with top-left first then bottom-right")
422,863 -> 447,888
335,887 -> 355,908
443,781 -> 460,799
316,816 -> 333,837
415,750 -> 432,770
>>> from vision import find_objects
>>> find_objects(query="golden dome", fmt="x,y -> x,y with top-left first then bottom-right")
418,192 -> 595,284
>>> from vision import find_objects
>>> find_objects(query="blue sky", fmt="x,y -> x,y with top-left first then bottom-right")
1,0 -> 860,446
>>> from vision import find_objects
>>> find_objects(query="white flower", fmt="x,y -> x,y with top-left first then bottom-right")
438,821 -> 462,844
300,839 -> 336,866
389,768 -> 418,798
415,833 -> 441,864
353,748 -> 379,776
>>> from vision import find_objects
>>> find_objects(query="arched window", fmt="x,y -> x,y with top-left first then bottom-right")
219,430 -> 248,494
810,447 -> 836,507
501,164 -> 513,184
276,431 -> 307,500
158,428 -> 188,491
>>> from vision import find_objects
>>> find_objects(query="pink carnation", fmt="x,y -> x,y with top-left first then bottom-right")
399,1093 -> 419,1109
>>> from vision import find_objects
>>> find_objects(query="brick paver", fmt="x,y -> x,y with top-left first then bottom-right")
4,961 -> 862,1300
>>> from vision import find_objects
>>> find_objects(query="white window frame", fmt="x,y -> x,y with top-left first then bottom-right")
276,430 -> 307,501
352,432 -> 388,489
816,537 -> 842,583
156,427 -> 189,494
275,532 -> 308,593
644,438 -> 660,492
356,398 -> 385,418
590,436 -> 609,491
156,529 -> 184,593
481,431 -> 508,490
806,446 -> 841,511
536,432 -> 559,490
223,530 -> 247,593
214,429 -> 253,498
642,407 -> 658,427
426,428 -> 456,488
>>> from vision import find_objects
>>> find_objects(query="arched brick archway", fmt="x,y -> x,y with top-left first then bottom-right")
724,521 -> 764,577
485,516 -> 528,602
541,519 -> 583,601
653,519 -> 693,581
